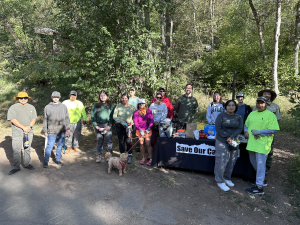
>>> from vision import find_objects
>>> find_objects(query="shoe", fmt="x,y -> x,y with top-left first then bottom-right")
249,180 -> 268,187
24,164 -> 35,170
224,180 -> 235,187
217,183 -> 230,191
246,185 -> 264,195
66,147 -> 72,153
140,158 -> 146,165
56,161 -> 63,166
96,155 -> 101,163
127,156 -> 132,164
8,168 -> 20,175
73,147 -> 80,152
146,159 -> 152,166
43,162 -> 48,168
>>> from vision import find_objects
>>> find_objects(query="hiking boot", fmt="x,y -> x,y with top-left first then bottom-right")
217,183 -> 230,192
8,168 -> 20,175
127,156 -> 132,164
73,147 -> 80,152
249,180 -> 267,187
43,162 -> 48,168
96,155 -> 101,163
24,164 -> 35,170
246,185 -> 264,195
56,161 -> 63,166
224,180 -> 235,187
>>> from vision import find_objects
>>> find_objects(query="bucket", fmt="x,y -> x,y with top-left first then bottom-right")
204,125 -> 217,136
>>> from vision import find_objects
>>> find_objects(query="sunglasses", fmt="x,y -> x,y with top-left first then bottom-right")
156,97 -> 162,100
18,97 -> 28,100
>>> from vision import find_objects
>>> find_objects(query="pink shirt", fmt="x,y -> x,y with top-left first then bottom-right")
133,109 -> 154,130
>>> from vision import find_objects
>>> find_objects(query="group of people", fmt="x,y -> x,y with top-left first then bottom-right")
6,86 -> 280,196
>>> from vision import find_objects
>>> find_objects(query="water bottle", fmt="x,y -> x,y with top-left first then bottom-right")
23,134 -> 29,148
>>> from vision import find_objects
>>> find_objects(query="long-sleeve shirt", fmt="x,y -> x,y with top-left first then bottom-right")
175,95 -> 199,123
113,104 -> 136,125
43,102 -> 70,135
206,102 -> 225,125
62,99 -> 87,123
149,102 -> 167,123
128,96 -> 139,110
91,103 -> 115,127
151,96 -> 173,119
133,109 -> 154,130
215,112 -> 243,143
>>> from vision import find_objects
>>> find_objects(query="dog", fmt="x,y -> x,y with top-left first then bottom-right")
105,152 -> 128,176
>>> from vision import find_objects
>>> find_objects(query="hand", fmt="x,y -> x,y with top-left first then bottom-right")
82,121 -> 87,125
244,131 -> 249,139
45,133 -> 48,137
66,130 -> 71,135
251,129 -> 260,136
95,126 -> 100,130
145,128 -> 151,133
139,129 -> 145,137
227,137 -> 233,143
105,126 -> 110,131
23,126 -> 31,133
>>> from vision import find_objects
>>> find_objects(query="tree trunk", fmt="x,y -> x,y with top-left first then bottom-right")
294,0 -> 300,76
210,0 -> 215,54
249,0 -> 266,60
192,0 -> 202,57
272,0 -> 281,95
0,13 -> 32,59
160,10 -> 167,53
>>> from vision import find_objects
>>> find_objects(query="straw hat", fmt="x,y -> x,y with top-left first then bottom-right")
14,92 -> 32,100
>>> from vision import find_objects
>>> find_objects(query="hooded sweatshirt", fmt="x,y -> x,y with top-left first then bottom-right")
43,102 -> 70,135
206,102 -> 225,125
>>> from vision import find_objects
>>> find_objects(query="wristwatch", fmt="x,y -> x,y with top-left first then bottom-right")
29,126 -> 33,130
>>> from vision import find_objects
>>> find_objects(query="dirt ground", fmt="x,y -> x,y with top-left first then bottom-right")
0,124 -> 299,225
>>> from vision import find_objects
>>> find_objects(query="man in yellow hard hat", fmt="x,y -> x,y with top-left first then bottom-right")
7,92 -> 37,175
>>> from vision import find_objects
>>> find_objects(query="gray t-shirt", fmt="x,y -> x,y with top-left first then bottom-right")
253,102 -> 281,120
128,96 -> 139,110
215,112 -> 243,143
7,103 -> 37,138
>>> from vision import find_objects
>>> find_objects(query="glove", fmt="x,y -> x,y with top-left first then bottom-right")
124,123 -> 128,127
251,129 -> 260,136
139,129 -> 145,137
83,121 -> 87,125
145,128 -> 151,133
254,135 -> 261,140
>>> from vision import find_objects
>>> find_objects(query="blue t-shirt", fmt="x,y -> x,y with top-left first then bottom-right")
236,104 -> 246,123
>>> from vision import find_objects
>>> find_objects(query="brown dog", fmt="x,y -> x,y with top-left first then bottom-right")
105,152 -> 128,176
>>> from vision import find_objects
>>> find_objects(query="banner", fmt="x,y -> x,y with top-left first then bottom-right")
176,142 -> 215,156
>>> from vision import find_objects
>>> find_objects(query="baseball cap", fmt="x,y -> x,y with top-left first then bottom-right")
51,91 -> 61,98
129,87 -> 135,91
256,96 -> 268,103
70,90 -> 77,96
159,86 -> 165,91
138,98 -> 146,104
236,93 -> 244,98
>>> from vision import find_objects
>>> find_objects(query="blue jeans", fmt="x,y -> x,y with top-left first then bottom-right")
44,134 -> 65,163
94,127 -> 113,155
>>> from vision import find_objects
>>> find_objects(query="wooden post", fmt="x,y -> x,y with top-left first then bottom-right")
232,70 -> 237,100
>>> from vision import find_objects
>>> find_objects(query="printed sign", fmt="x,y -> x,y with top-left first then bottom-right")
176,142 -> 215,156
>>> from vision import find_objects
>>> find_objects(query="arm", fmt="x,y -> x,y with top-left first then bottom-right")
108,104 -> 114,127
206,103 -> 212,124
229,115 -> 244,139
260,129 -> 278,136
11,119 -> 29,132
174,98 -> 180,113
81,105 -> 87,121
91,104 -> 98,127
133,111 -> 141,130
214,113 -> 229,138
42,107 -> 48,134
161,104 -> 168,123
194,99 -> 199,114
275,105 -> 282,120
64,107 -> 70,130
147,109 -> 154,129
113,106 -> 126,124
168,99 -> 174,119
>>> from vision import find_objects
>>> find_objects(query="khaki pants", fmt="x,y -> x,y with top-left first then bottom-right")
12,134 -> 33,169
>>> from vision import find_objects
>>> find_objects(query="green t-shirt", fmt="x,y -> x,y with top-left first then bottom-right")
7,103 -> 37,138
128,96 -> 139,110
113,104 -> 136,125
245,110 -> 280,154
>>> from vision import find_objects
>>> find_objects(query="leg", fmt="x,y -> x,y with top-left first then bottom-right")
151,126 -> 159,147
44,135 -> 57,163
119,169 -> 123,176
23,134 -> 33,167
116,123 -> 125,153
105,127 -> 113,154
66,123 -> 76,147
223,149 -> 239,181
255,153 -> 268,187
94,128 -> 104,155
55,134 -> 65,162
73,121 -> 82,148
12,138 -> 23,169
266,138 -> 275,170
145,136 -> 152,159
214,140 -> 230,183
248,151 -> 257,171
125,129 -> 132,154
139,137 -> 145,159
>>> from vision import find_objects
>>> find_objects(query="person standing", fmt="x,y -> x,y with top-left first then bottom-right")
128,87 -> 139,110
244,97 -> 280,195
149,93 -> 167,146
214,100 -> 243,191
253,88 -> 281,172
7,92 -> 37,175
151,86 -> 173,119
43,91 -> 70,167
91,91 -> 115,163
206,91 -> 225,125
134,99 -> 154,166
62,90 -> 87,153
113,94 -> 136,163
236,93 -> 252,133
174,84 -> 199,130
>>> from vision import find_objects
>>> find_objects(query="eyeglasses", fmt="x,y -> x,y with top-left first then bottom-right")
18,97 -> 28,100
159,90 -> 165,92
156,97 -> 162,100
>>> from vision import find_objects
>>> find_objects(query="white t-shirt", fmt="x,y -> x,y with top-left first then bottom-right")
149,102 -> 168,123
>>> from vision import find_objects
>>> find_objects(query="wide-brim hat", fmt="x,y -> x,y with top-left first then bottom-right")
258,88 -> 277,101
14,92 -> 32,100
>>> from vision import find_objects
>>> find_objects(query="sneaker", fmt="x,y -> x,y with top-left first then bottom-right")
43,162 -> 48,168
56,161 -> 63,166
127,156 -> 132,164
66,147 -> 72,153
249,180 -> 267,187
224,180 -> 235,187
8,168 -> 20,175
217,183 -> 230,191
96,155 -> 101,163
24,164 -> 35,170
73,147 -> 80,152
246,185 -> 264,195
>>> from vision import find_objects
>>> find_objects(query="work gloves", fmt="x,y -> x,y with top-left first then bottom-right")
145,128 -> 151,133
251,129 -> 261,139
139,129 -> 145,137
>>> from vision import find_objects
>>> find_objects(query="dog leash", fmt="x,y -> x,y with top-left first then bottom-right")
126,137 -> 140,153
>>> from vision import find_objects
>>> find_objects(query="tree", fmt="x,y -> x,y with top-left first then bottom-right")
294,0 -> 300,76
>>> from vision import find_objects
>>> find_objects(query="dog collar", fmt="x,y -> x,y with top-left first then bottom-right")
119,161 -> 126,169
